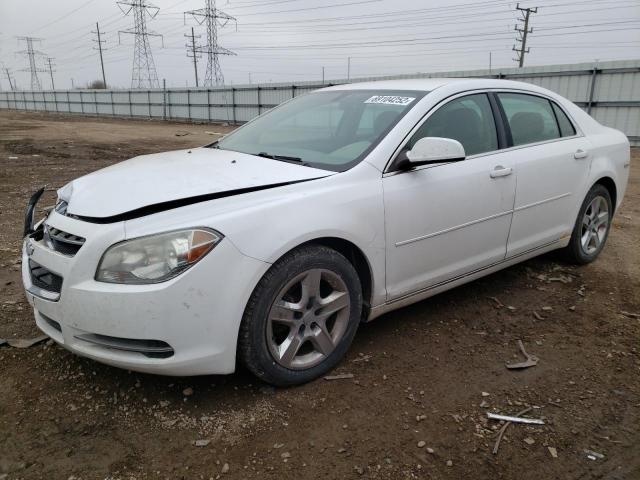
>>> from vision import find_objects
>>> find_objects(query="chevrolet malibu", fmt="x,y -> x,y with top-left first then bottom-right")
22,78 -> 630,386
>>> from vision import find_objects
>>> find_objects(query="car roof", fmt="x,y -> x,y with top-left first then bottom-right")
321,77 -> 543,94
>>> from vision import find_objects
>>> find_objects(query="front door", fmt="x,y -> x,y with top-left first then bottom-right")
383,92 -> 517,300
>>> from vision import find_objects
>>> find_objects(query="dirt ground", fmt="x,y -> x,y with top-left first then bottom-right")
0,110 -> 638,480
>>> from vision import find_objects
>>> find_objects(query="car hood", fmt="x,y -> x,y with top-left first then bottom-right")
58,147 -> 333,220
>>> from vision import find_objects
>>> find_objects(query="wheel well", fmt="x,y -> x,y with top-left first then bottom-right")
299,237 -> 373,320
595,177 -> 617,212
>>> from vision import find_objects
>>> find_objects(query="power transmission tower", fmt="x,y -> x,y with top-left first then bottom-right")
117,0 -> 163,89
512,3 -> 537,68
16,36 -> 47,90
185,0 -> 237,87
92,22 -> 108,88
185,26 -> 201,87
46,57 -> 56,89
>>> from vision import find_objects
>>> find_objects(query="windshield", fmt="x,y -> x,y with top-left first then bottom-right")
215,89 -> 427,172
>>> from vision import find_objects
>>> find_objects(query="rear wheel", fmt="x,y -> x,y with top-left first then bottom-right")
564,184 -> 612,264
238,245 -> 362,386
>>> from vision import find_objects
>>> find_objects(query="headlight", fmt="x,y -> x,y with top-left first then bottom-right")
96,228 -> 222,284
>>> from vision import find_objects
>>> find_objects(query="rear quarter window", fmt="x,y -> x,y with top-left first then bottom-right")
551,102 -> 577,137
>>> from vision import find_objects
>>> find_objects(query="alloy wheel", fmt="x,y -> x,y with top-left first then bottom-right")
580,195 -> 609,255
266,268 -> 351,370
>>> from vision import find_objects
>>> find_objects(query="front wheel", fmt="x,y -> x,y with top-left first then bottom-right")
238,245 -> 362,386
564,184 -> 613,264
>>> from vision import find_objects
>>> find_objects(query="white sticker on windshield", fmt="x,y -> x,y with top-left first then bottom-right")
364,95 -> 416,106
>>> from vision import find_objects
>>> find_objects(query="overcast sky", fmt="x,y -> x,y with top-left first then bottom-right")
0,0 -> 638,90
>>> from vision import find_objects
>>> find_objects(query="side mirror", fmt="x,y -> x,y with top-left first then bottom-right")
398,137 -> 466,169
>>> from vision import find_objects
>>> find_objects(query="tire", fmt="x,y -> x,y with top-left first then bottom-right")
238,244 -> 362,386
564,184 -> 613,264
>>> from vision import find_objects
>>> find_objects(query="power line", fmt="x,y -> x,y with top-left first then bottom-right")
207,23 -> 640,51
185,0 -> 237,87
30,0 -> 98,34
513,3 -> 538,67
93,22 -> 108,87
117,0 -> 163,88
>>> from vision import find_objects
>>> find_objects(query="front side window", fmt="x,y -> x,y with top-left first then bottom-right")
216,90 -> 426,172
498,93 -> 561,146
408,93 -> 498,157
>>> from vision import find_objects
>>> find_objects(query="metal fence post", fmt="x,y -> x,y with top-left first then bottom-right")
111,90 -> 115,116
162,79 -> 167,121
54,90 -> 58,113
128,90 -> 133,117
207,89 -> 212,123
148,89 -> 151,118
587,66 -> 598,115
231,87 -> 236,125
187,88 -> 191,121
257,85 -> 261,115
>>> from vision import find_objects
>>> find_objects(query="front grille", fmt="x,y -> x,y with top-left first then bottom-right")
29,259 -> 63,294
45,225 -> 85,256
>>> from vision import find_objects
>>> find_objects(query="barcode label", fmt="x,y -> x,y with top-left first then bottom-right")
364,95 -> 416,106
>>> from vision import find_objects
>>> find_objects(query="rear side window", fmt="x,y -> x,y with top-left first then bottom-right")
408,93 -> 498,156
498,93 -> 560,146
551,102 -> 576,137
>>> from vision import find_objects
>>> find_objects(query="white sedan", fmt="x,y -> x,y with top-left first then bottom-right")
22,78 -> 630,385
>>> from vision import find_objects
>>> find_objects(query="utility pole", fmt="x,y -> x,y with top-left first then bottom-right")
322,66 -> 325,84
347,57 -> 351,81
93,22 -> 108,88
185,0 -> 237,87
3,67 -> 15,91
16,36 -> 46,90
45,57 -> 56,89
71,78 -> 75,89
512,3 -> 537,68
185,26 -> 201,87
117,0 -> 163,89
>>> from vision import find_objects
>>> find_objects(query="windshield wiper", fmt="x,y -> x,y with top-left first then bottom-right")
256,152 -> 307,165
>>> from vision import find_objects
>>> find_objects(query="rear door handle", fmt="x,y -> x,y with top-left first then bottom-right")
490,166 -> 513,178
574,149 -> 589,159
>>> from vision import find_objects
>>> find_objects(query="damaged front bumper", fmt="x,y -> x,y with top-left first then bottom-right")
21,192 -> 270,376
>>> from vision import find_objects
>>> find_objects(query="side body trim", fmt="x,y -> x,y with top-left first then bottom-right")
395,210 -> 513,247
394,193 -> 570,247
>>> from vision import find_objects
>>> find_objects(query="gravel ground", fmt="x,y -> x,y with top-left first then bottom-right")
0,110 -> 638,480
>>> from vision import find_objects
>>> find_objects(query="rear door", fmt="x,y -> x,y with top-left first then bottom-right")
495,92 -> 592,256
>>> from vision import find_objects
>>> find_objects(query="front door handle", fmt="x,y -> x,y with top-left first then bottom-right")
574,149 -> 589,159
490,166 -> 513,178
